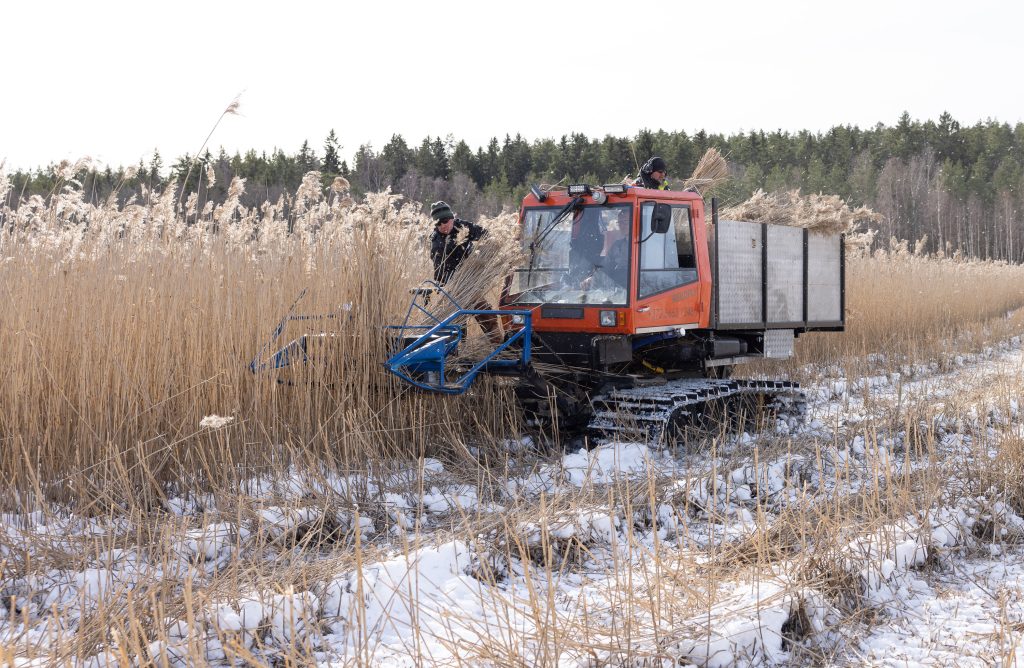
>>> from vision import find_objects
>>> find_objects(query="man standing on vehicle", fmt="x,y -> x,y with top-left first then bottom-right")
429,201 -> 501,342
634,156 -> 669,190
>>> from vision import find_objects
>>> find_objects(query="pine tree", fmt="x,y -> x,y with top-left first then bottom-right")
993,156 -> 1022,195
482,138 -> 500,185
298,140 -> 318,172
381,134 -> 413,185
323,130 -> 341,176
634,129 -> 655,170
500,134 -> 531,187
530,138 -> 558,180
354,144 -> 384,191
430,136 -> 450,180
149,149 -> 163,185
450,140 -> 476,178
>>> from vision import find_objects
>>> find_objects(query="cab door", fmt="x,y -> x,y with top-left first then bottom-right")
632,202 -> 703,333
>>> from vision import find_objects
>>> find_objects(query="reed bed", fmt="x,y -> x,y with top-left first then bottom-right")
4,168 -> 1024,502
0,173 -> 519,507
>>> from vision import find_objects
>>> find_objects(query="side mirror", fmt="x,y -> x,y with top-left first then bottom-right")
651,203 -> 672,234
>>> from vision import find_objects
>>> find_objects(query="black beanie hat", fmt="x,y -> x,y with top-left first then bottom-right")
430,201 -> 454,222
642,156 -> 668,174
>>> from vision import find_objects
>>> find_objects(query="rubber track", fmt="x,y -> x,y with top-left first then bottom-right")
587,378 -> 806,444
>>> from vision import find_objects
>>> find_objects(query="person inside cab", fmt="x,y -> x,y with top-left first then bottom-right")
566,209 -> 605,288
634,156 -> 669,190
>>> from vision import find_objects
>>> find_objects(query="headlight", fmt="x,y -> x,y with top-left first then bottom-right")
599,310 -> 617,327
511,314 -> 525,325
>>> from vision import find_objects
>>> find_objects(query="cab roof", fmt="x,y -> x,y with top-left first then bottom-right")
521,186 -> 704,209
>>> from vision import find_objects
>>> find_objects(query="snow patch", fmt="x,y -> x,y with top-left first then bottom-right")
667,579 -> 830,667
562,441 -> 652,486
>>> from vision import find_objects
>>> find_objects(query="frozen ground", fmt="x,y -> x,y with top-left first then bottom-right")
2,340 -> 1024,666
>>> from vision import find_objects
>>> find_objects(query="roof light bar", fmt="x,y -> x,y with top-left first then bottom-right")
602,183 -> 628,194
567,184 -> 591,196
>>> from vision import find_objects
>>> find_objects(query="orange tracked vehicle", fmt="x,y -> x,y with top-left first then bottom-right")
385,182 -> 844,442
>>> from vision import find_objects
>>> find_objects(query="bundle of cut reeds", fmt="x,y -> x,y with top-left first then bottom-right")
673,150 -> 880,244
681,148 -> 729,195
722,188 -> 881,239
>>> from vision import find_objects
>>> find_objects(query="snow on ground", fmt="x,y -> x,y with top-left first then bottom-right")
2,339 -> 1024,665
855,545 -> 1024,665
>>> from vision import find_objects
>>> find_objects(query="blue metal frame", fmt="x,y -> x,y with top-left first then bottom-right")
384,281 -> 532,394
249,288 -> 339,373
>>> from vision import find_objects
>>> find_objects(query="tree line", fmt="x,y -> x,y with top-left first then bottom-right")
6,112 -> 1024,260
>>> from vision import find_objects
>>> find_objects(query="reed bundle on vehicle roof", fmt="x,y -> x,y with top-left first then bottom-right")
723,188 -> 881,236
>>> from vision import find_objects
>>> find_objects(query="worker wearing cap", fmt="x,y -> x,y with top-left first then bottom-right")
634,156 -> 669,190
428,201 -> 501,342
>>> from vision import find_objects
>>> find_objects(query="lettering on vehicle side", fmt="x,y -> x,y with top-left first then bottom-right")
644,307 -> 673,320
670,286 -> 698,303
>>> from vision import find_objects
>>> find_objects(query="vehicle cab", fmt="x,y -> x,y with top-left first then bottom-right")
501,185 -> 713,338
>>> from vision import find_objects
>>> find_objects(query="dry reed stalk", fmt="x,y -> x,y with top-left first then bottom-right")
176,95 -> 241,213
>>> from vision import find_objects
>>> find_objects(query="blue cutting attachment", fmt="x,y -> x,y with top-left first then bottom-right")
384,282 -> 532,394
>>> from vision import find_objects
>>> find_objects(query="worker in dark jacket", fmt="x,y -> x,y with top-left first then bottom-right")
633,156 -> 669,190
429,201 -> 486,284
428,201 -> 501,342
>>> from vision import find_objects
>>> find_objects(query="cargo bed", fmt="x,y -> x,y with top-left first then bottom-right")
709,219 -> 844,332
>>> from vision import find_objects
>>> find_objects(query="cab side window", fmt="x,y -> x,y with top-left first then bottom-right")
639,203 -> 698,298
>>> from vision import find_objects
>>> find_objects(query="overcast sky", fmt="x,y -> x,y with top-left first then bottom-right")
2,0 -> 1022,172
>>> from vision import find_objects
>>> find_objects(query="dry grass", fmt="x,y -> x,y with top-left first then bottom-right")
4,398 -> 1020,665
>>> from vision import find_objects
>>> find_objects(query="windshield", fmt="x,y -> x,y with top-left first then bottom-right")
510,204 -> 631,306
